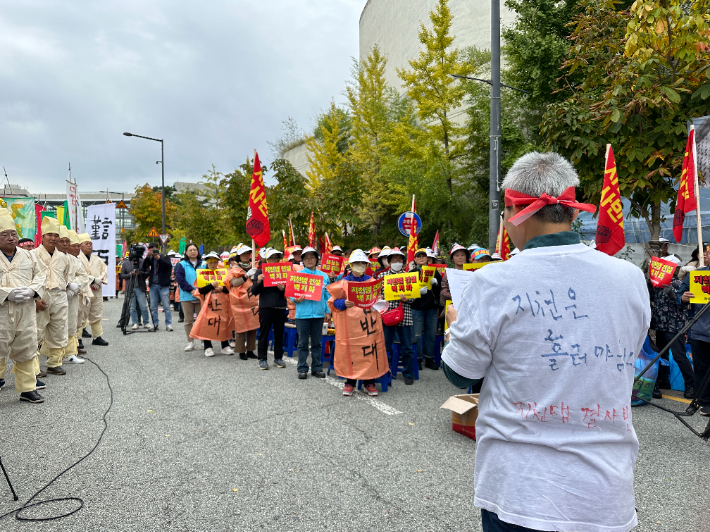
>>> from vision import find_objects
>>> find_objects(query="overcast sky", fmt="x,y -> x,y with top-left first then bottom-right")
0,0 -> 362,194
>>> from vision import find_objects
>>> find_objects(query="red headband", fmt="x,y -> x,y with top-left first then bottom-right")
505,186 -> 597,226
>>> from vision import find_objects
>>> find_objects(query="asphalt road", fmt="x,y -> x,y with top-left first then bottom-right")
0,297 -> 708,531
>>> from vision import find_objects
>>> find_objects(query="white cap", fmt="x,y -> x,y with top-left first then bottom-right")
266,248 -> 283,259
203,251 -> 220,261
389,247 -> 406,258
662,254 -> 681,265
510,248 -> 520,256
167,250 -> 176,256
174,253 -> 182,259
426,247 -> 436,258
490,252 -> 502,260
259,247 -> 270,259
230,246 -> 240,254
292,245 -> 303,253
378,246 -> 392,258
301,246 -> 319,259
467,243 -> 479,251
287,253 -> 294,261
449,244 -> 467,257
332,245 -> 343,252
349,249 -> 369,263
236,244 -> 252,256
659,237 -> 670,243
220,251 -> 230,259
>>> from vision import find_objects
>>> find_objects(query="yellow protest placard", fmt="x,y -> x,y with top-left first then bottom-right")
383,272 -> 421,301
463,263 -> 489,271
444,299 -> 453,329
420,265 -> 437,288
689,270 -> 710,304
195,268 -> 228,288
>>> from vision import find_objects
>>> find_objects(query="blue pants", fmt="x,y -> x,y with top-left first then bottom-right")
130,289 -> 150,325
296,318 -> 323,373
149,285 -> 172,327
384,324 -> 414,379
481,510 -> 545,532
412,308 -> 438,360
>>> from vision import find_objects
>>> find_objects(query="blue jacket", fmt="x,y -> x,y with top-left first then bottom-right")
333,273 -> 372,310
174,259 -> 199,302
291,267 -> 331,319
676,266 -> 710,342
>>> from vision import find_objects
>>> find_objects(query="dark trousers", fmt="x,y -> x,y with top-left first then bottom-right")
296,318 -> 323,373
656,330 -> 694,388
384,324 -> 414,379
258,307 -> 286,361
689,338 -> 710,406
481,510 -> 545,532
203,340 -> 230,349
346,378 -> 374,386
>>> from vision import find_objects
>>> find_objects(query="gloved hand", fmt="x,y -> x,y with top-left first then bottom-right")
8,287 -> 33,303
246,268 -> 257,278
92,278 -> 102,288
420,286 -> 428,296
66,288 -> 77,298
67,282 -> 79,293
431,278 -> 438,286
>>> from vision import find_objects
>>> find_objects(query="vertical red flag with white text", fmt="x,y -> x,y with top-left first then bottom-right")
324,232 -> 333,254
282,230 -> 288,250
246,152 -> 271,247
596,145 -> 625,255
432,230 -> 439,255
288,217 -> 296,246
673,127 -> 697,243
406,195 -> 418,266
308,212 -> 316,247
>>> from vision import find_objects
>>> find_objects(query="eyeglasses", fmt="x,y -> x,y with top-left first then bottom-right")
0,231 -> 17,239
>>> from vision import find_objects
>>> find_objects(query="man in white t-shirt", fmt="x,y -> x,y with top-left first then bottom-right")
442,151 -> 650,532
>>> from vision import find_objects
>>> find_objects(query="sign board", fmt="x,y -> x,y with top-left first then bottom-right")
431,263 -> 447,276
445,268 -> 475,310
262,262 -> 293,287
346,278 -> 382,309
86,203 -> 116,298
147,227 -> 159,237
196,268 -> 228,288
116,200 -> 128,209
420,265 -> 437,288
648,256 -> 677,288
383,272 -> 421,301
159,233 -> 170,245
320,253 -> 344,274
689,270 -> 710,303
285,271 -> 324,301
398,211 -> 422,237
463,262 -> 489,271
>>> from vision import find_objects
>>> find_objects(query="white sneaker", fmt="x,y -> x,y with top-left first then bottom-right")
65,355 -> 85,364
229,341 -> 236,348
143,324 -> 151,329
184,341 -> 195,352
204,347 -> 215,357
221,346 -> 234,355
167,324 -> 173,332
131,323 -> 139,330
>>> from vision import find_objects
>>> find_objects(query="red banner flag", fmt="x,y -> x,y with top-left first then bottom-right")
596,145 -> 625,255
648,256 -> 678,288
406,196 -> 418,267
494,219 -> 511,260
288,217 -> 296,246
246,152 -> 271,247
673,128 -> 697,242
308,212 -> 316,247
432,230 -> 439,255
282,229 -> 288,250
324,232 -> 333,254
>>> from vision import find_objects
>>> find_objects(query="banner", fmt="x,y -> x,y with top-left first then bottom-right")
494,219 -> 512,261
432,230 -> 439,255
1,197 -> 36,241
225,268 -> 259,333
196,268 -> 228,288
285,271 -> 323,301
383,272 -> 421,301
263,262 -> 293,287
445,268 -> 475,310
308,212 -> 316,247
431,263 -> 447,276
87,203 -> 116,297
596,145 -> 625,255
689,270 -> 710,303
648,256 -> 677,288
190,292 -> 232,341
246,151 -> 271,247
463,263 -> 490,271
406,196 -> 418,267
320,253 -> 344,274
345,278 -> 382,309
34,203 -> 45,246
673,127 -> 697,242
420,265 -> 437,288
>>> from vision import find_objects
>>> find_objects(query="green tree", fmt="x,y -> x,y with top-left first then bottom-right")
268,158 -> 311,245
541,0 -> 710,239
220,158 -> 253,245
129,184 -> 176,240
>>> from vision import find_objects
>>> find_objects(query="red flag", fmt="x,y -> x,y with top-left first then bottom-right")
308,212 -> 316,247
35,203 -> 46,247
246,152 -> 270,247
288,217 -> 296,246
494,219 -> 511,260
432,230 -> 439,255
324,232 -> 333,254
406,196 -> 418,266
282,229 -> 288,250
596,145 -> 625,255
673,128 -> 697,242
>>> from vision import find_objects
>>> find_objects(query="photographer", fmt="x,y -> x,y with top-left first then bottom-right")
120,247 -> 150,330
141,243 -> 173,332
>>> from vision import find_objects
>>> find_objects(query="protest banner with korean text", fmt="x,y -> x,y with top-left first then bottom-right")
196,268 -> 229,288
431,263 -> 447,276
263,262 -> 293,287
86,203 -> 115,297
285,271 -> 324,301
463,262 -> 489,271
648,256 -> 677,288
689,270 -> 710,303
383,272 -> 421,301
320,253 -> 344,274
420,265 -> 437,288
346,278 -> 382,309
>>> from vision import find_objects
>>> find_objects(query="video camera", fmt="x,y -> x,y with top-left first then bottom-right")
129,244 -> 145,270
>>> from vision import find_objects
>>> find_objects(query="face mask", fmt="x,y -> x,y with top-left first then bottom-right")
390,261 -> 403,272
351,264 -> 367,276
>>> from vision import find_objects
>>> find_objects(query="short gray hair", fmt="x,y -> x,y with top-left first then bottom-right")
502,152 -> 580,224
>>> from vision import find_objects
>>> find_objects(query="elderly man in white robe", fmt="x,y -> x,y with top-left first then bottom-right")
32,216 -> 72,376
442,152 -> 650,532
0,208 -> 47,403
78,232 -> 109,346
59,228 -> 89,364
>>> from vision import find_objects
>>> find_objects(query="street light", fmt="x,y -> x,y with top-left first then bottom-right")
123,131 -> 166,250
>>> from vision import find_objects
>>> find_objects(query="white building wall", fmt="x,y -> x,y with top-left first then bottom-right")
282,142 -> 310,178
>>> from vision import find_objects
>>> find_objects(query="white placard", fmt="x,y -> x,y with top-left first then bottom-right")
86,203 -> 116,297
445,268 -> 475,310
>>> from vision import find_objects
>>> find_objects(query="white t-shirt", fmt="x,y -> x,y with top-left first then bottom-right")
442,243 -> 650,532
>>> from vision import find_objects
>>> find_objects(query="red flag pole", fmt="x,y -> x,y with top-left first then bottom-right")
252,149 -> 257,270
691,126 -> 704,267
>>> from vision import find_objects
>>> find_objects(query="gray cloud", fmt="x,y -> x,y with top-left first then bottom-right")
0,0 -> 362,192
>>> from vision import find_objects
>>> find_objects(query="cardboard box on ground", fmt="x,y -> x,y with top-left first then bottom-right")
440,394 -> 479,441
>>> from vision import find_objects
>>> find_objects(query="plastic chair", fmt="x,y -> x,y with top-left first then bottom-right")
433,334 -> 444,367
320,334 -> 336,374
390,342 -> 419,380
357,372 -> 391,393
283,327 -> 298,358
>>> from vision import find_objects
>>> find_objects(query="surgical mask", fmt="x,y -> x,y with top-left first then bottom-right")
390,261 -> 403,272
351,264 -> 367,276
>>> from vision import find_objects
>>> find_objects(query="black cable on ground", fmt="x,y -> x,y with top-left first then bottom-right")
0,354 -> 113,522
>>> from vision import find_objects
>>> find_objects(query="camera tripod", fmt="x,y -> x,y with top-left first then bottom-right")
635,300 -> 710,440
0,455 -> 17,501
119,275 -> 156,335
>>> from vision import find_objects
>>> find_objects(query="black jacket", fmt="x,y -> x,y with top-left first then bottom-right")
251,268 -> 287,308
411,265 -> 442,312
120,258 -> 147,292
141,253 -> 173,287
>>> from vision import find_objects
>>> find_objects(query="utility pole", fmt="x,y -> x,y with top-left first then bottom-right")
489,0 -> 502,251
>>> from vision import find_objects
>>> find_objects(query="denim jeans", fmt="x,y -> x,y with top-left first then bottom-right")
384,324 -> 414,380
149,285 -> 172,327
481,509 -> 546,532
412,307 -> 438,360
296,318 -> 323,373
130,289 -> 150,325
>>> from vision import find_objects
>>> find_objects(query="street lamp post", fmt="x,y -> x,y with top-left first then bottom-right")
123,132 -> 166,250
